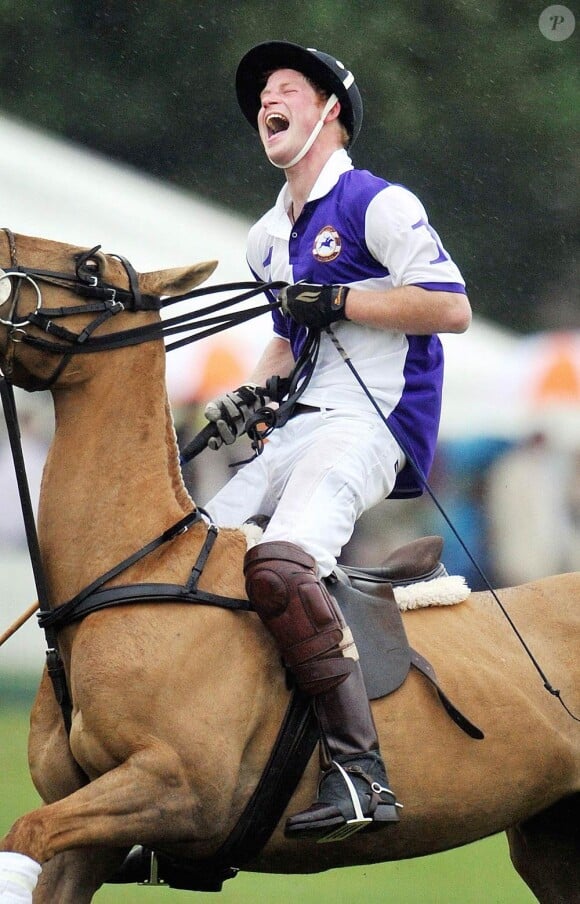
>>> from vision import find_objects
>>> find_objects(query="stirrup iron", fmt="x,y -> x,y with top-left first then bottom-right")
317,760 -> 372,843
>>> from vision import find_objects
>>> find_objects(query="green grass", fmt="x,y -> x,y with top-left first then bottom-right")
0,704 -> 535,903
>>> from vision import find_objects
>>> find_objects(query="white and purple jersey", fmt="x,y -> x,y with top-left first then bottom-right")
247,149 -> 467,497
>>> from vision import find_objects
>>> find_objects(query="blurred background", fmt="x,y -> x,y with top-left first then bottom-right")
0,0 -> 578,683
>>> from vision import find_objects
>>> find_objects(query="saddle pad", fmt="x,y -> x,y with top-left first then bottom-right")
327,576 -> 411,700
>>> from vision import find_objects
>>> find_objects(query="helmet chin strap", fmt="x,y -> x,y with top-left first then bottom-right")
269,93 -> 338,170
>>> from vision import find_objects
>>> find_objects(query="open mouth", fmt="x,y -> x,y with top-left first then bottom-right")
265,113 -> 290,138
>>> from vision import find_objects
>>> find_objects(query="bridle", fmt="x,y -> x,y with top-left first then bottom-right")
0,227 -> 163,388
0,226 -> 285,390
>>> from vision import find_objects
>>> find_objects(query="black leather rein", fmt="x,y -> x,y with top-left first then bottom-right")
0,227 -> 285,390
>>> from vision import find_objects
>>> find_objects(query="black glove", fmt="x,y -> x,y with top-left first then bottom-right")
278,283 -> 349,328
204,383 -> 268,450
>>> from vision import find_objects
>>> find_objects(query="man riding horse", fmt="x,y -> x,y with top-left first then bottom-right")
201,41 -> 472,841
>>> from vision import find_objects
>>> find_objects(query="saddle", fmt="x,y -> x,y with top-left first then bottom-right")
331,535 -> 449,699
109,535 -> 483,893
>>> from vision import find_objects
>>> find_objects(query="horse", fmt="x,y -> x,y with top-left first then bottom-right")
0,231 -> 578,904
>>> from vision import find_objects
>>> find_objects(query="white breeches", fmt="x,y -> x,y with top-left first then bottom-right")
205,409 -> 405,577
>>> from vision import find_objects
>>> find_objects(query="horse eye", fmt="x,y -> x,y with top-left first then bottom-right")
83,258 -> 100,272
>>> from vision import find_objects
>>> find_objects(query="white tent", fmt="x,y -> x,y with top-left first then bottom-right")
440,319 -> 520,440
1,113 -> 251,271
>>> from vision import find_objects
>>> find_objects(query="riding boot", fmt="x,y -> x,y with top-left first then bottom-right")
244,540 -> 400,842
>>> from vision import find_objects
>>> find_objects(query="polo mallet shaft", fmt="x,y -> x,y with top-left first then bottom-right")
0,600 -> 39,647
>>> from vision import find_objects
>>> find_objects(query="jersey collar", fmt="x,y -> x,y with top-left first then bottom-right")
267,149 -> 354,237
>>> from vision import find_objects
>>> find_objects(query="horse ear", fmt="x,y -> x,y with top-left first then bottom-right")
139,261 -> 218,297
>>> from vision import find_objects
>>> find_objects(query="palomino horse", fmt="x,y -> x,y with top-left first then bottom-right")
0,232 -> 578,904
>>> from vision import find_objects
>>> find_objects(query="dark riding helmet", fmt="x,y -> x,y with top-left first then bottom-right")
235,40 -> 363,146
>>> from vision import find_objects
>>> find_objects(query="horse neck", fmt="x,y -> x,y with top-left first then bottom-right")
38,342 -> 193,597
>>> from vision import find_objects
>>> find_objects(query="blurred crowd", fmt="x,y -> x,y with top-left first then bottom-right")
1,395 -> 579,591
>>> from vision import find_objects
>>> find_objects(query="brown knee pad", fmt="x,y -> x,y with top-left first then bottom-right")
244,541 -> 358,695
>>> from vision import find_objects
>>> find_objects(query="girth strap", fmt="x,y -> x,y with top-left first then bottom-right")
108,689 -> 319,893
174,688 -> 318,889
